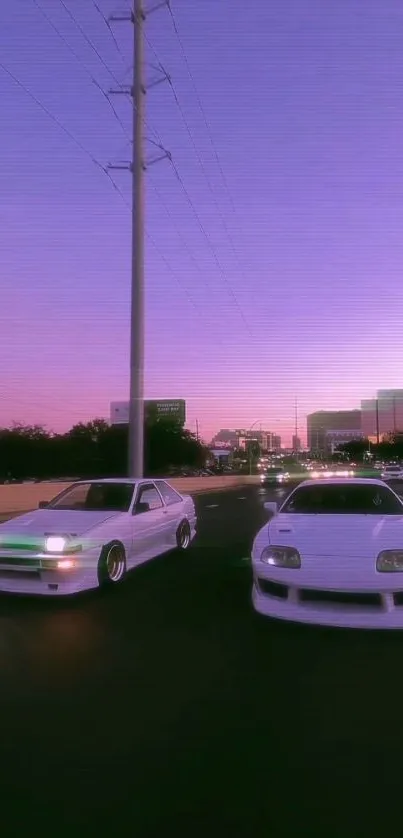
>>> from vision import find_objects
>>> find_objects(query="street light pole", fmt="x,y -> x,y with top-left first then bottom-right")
128,0 -> 145,478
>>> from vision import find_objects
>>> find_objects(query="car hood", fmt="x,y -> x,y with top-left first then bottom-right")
268,513 -> 403,559
0,509 -> 121,539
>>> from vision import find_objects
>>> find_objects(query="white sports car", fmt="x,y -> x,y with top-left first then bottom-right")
252,478 -> 403,629
0,478 -> 197,596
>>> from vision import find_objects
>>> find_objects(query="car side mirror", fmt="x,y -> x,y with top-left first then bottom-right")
38,501 -> 49,509
135,501 -> 150,515
264,501 -> 278,515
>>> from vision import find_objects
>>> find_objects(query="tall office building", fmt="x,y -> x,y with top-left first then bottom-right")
307,410 -> 362,453
361,390 -> 403,442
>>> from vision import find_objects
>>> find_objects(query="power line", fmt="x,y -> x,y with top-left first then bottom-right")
143,25 -> 253,336
170,159 -> 253,336
58,0 -> 124,88
145,231 -> 226,339
60,0 -> 165,147
167,2 -> 254,319
149,177 -> 214,292
0,57 -> 135,219
106,173 -> 229,343
0,60 -> 105,172
167,1 -> 237,215
0,54 -> 225,343
32,0 -> 131,142
91,0 -> 127,62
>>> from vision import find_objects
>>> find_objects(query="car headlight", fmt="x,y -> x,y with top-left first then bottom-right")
260,546 -> 301,568
45,536 -> 67,553
377,550 -> 403,572
44,536 -> 82,554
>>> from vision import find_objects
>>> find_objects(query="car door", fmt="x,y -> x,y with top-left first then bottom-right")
131,483 -> 166,566
154,481 -> 185,547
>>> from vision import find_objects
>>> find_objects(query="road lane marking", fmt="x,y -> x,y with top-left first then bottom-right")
237,496 -> 246,500
206,504 -> 219,508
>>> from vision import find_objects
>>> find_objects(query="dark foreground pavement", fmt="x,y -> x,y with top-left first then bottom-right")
0,485 -> 403,835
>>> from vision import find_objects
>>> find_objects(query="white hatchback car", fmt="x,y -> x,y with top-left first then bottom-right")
0,479 -> 197,596
252,478 -> 403,629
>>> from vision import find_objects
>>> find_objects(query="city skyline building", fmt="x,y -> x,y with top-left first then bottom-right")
361,390 -> 403,443
307,410 -> 362,453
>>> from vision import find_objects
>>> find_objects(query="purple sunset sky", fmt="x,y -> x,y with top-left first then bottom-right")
1,0 -> 402,446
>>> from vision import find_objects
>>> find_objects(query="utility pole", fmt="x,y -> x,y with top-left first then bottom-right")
109,1 -> 171,478
376,398 -> 380,445
294,396 -> 298,458
196,419 -> 199,442
128,0 -> 146,478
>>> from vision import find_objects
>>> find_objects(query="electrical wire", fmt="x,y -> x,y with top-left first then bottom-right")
0,61 -> 225,353
91,0 -> 127,62
0,60 -> 109,177
149,177 -> 215,294
58,0 -> 163,145
167,1 -> 237,216
143,27 -> 254,337
169,159 -> 253,336
32,0 -> 131,142
167,2 -> 254,320
58,0 -> 124,87
145,231 -> 226,341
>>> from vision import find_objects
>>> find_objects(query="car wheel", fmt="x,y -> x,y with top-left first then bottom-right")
98,542 -> 126,587
176,520 -> 191,551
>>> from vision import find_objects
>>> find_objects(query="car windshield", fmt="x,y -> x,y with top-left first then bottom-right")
280,484 -> 403,515
47,482 -> 134,512
265,468 -> 284,474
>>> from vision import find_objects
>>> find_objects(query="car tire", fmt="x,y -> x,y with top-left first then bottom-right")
98,541 -> 127,588
176,520 -> 191,551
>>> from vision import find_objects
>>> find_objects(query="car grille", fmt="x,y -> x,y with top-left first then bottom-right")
299,589 -> 382,608
0,557 -> 40,568
258,580 -> 385,609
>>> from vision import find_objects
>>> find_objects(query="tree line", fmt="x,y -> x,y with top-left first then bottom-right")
0,420 -> 210,481
337,435 -> 403,461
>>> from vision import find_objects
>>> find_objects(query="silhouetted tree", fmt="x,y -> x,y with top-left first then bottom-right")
0,417 -> 208,480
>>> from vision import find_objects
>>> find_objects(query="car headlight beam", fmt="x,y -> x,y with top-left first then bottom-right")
260,546 -> 301,568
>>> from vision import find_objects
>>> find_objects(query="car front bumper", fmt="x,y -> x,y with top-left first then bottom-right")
252,577 -> 403,629
0,552 -> 99,596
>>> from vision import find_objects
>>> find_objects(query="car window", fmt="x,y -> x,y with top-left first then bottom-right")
281,484 -> 403,515
48,482 -> 134,511
135,485 -> 163,512
155,481 -> 182,505
49,483 -> 90,509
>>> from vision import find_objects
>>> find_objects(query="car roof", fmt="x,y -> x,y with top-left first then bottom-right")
296,478 -> 387,488
72,478 -> 167,485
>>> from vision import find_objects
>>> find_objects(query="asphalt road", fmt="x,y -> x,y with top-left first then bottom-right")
1,484 -> 403,836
